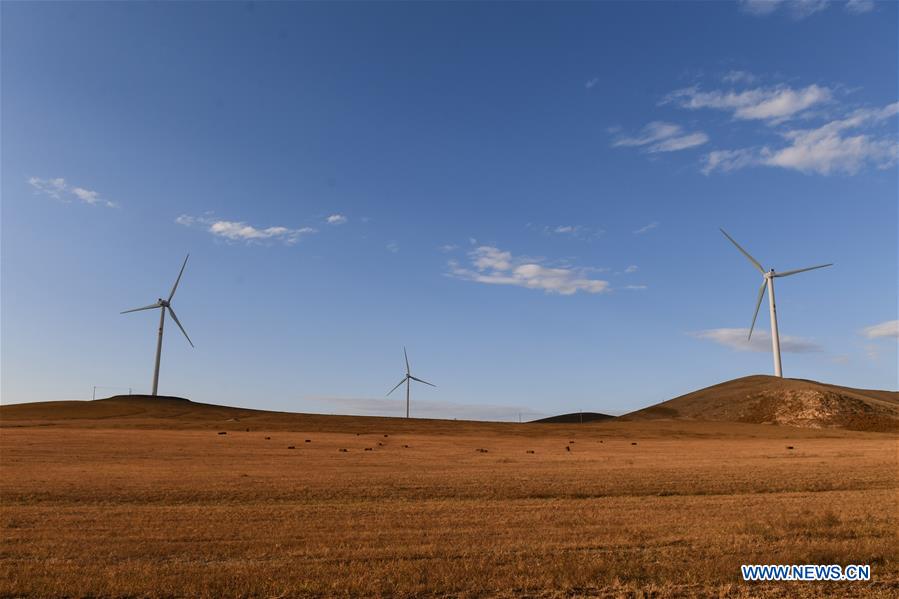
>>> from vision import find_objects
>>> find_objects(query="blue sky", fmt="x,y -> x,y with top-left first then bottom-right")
2,1 -> 896,419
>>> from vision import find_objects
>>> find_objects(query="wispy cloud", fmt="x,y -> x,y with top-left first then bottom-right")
692,328 -> 823,353
722,70 -> 757,85
861,320 -> 899,340
305,396 -> 546,422
761,103 -> 898,174
612,121 -> 709,153
448,246 -> 610,296
532,224 -> 605,240
664,84 -> 832,123
634,221 -> 659,235
176,214 -> 316,245
844,0 -> 875,14
585,77 -> 599,89
386,241 -> 399,253
703,102 -> 899,175
28,177 -> 117,208
326,214 -> 347,225
624,265 -> 639,273
702,148 -> 758,175
739,0 -> 848,19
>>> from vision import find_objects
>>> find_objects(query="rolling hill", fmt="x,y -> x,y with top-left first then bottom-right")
532,412 -> 614,424
3,375 -> 897,433
620,375 -> 899,432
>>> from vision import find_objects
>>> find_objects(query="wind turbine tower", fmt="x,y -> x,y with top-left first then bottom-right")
387,347 -> 436,418
720,229 -> 831,377
121,254 -> 194,396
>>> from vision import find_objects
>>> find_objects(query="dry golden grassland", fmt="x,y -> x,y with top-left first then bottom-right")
1,411 -> 897,597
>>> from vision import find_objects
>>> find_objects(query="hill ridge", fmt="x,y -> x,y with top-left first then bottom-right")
620,375 -> 899,432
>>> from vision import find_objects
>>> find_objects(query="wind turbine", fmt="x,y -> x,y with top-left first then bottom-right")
121,254 -> 194,396
387,347 -> 436,418
720,229 -> 831,378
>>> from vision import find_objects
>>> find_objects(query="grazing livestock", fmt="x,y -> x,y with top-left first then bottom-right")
218,432 -> 227,435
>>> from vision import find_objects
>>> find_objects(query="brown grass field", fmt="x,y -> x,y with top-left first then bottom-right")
1,393 -> 898,598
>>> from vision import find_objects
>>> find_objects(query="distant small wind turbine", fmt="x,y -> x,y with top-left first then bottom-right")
387,347 -> 436,418
121,254 -> 194,396
720,229 -> 831,378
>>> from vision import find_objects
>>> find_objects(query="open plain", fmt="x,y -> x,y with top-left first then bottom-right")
1,388 -> 898,598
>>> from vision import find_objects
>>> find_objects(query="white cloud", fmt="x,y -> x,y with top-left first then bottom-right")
71,187 -> 116,208
664,84 -> 832,123
692,328 -> 823,353
326,214 -> 347,225
612,121 -> 709,153
585,77 -> 599,89
861,320 -> 899,340
209,221 -> 316,244
439,244 -> 459,253
449,246 -> 610,296
176,214 -> 316,245
761,103 -> 899,174
28,177 -> 67,199
28,177 -> 116,207
623,284 -> 648,290
624,265 -> 638,273
386,241 -> 399,253
703,102 -> 898,175
844,0 -> 874,14
634,221 -> 659,234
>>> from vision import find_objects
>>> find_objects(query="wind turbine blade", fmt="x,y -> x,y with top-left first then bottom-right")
748,281 -> 766,341
720,229 -> 765,274
403,346 -> 410,375
120,302 -> 161,314
409,376 -> 436,388
387,376 -> 408,396
168,254 -> 190,302
166,306 -> 194,348
773,263 -> 833,278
